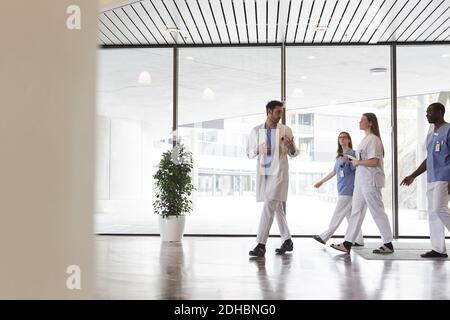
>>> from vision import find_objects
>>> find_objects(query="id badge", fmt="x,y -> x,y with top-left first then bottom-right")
339,169 -> 344,178
435,141 -> 441,152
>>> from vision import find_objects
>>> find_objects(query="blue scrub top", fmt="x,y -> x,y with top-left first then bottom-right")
426,122 -> 450,183
334,149 -> 356,196
263,126 -> 277,176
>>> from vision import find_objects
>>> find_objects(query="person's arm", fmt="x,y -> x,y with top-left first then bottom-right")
314,171 -> 336,188
400,159 -> 427,186
246,128 -> 259,159
351,137 -> 382,167
351,158 -> 379,167
283,127 -> 299,157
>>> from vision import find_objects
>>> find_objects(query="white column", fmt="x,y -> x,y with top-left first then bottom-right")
0,1 -> 97,298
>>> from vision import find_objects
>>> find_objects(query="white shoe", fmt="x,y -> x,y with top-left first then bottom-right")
330,243 -> 350,254
372,245 -> 394,254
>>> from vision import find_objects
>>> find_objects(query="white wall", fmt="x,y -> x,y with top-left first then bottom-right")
0,1 -> 97,298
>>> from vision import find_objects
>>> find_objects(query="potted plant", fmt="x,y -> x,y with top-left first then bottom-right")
153,143 -> 195,242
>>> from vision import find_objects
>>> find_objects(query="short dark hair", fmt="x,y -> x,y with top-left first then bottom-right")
266,100 -> 283,115
430,102 -> 446,115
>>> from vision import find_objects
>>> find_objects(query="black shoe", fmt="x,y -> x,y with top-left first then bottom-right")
373,244 -> 394,254
353,243 -> 364,247
275,239 -> 293,254
420,250 -> 448,258
313,235 -> 326,245
249,244 -> 266,257
330,243 -> 350,253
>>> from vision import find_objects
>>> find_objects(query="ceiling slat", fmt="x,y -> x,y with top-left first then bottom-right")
266,0 -> 279,43
294,0 -> 314,43
303,0 -> 326,43
173,0 -> 204,44
317,0 -> 339,43
244,0 -> 258,43
222,0 -> 240,43
404,0 -> 447,41
391,0 -> 433,41
233,0 -> 249,43
285,0 -> 302,43
100,12 -> 133,44
333,0 -> 365,43
98,0 -> 450,46
198,0 -> 223,43
415,6 -> 450,41
320,0 -> 350,43
365,0 -> 402,44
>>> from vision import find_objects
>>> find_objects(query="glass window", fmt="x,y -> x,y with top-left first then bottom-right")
95,48 -> 172,234
397,45 -> 450,236
286,46 -> 392,236
178,47 -> 281,234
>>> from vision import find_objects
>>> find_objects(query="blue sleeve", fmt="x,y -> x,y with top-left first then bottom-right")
342,149 -> 356,172
447,126 -> 450,149
343,159 -> 356,173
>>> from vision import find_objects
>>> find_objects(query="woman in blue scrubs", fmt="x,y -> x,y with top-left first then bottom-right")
313,132 -> 364,246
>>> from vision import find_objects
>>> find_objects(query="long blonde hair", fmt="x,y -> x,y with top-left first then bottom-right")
363,112 -> 384,156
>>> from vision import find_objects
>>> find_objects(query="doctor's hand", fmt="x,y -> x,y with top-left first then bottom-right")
350,159 -> 360,167
314,181 -> 323,188
282,135 -> 295,153
257,144 -> 271,155
400,175 -> 415,186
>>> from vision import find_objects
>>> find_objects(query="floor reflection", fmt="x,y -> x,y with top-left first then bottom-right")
159,241 -> 186,299
249,254 -> 293,300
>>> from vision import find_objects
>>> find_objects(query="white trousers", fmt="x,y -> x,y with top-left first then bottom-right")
320,195 -> 365,245
345,185 -> 393,244
256,200 -> 291,244
427,181 -> 450,254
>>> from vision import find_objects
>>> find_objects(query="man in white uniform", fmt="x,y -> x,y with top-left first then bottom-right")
246,100 -> 299,257
401,102 -> 450,258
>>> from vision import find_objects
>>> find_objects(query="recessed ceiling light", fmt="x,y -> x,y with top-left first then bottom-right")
441,53 -> 450,58
300,75 -> 307,80
166,27 -> 181,33
202,88 -> 215,100
315,26 -> 328,32
138,71 -> 152,84
292,88 -> 304,98
369,67 -> 387,75
185,56 -> 194,60
307,55 -> 316,60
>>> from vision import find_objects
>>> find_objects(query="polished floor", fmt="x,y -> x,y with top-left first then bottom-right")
95,236 -> 450,300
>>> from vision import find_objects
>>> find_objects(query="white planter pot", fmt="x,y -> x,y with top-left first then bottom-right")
158,215 -> 186,242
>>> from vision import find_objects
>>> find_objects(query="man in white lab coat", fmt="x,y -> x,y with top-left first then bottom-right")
246,100 -> 299,257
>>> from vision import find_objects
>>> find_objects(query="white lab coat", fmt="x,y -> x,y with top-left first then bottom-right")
246,122 -> 299,202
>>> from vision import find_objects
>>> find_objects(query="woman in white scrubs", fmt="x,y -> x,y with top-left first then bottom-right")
312,132 -> 365,246
331,113 -> 394,254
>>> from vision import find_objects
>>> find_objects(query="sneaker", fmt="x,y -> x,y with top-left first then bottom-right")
249,244 -> 266,257
330,243 -> 350,254
372,245 -> 394,254
353,243 -> 364,247
420,250 -> 448,258
275,239 -> 293,254
313,235 -> 326,245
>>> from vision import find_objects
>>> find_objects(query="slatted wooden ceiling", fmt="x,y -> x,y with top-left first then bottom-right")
98,0 -> 450,46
